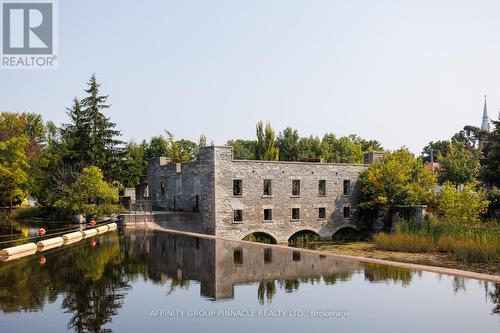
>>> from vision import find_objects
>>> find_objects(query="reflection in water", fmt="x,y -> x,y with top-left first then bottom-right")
0,229 -> 498,332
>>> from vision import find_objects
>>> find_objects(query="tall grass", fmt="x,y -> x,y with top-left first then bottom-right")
373,219 -> 500,263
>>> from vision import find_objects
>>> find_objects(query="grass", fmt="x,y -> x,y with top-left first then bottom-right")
373,219 -> 500,263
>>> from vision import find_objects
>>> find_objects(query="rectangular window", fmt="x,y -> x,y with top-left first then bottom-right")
343,179 -> 351,195
175,177 -> 182,195
263,179 -> 272,196
233,248 -> 243,265
291,208 -> 300,220
344,206 -> 350,218
264,248 -> 272,263
160,181 -> 166,195
318,207 -> 326,219
233,210 -> 243,223
292,179 -> 301,196
264,209 -> 273,221
233,179 -> 242,196
292,251 -> 301,261
318,180 -> 326,196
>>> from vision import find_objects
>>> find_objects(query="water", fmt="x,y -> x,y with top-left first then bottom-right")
0,228 -> 498,333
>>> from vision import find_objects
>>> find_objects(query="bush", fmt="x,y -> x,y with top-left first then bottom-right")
436,183 -> 489,225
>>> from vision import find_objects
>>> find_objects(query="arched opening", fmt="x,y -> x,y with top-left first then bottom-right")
331,227 -> 363,242
242,232 -> 277,244
288,230 -> 320,245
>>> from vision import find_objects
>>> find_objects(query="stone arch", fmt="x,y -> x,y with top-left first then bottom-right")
288,229 -> 321,243
331,226 -> 361,242
241,230 -> 278,244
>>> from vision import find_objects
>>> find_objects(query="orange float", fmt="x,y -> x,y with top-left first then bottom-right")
38,228 -> 46,236
39,256 -> 46,265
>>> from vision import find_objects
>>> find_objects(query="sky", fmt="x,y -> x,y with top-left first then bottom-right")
1,0 -> 500,153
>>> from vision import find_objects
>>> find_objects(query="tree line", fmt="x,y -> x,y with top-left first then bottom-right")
1,74 -> 500,220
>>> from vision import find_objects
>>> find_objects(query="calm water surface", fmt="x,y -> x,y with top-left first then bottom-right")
0,227 -> 498,333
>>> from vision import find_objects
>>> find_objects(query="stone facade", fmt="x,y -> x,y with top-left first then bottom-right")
138,146 -> 369,243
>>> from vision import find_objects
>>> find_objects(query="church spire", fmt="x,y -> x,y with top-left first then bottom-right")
481,95 -> 490,131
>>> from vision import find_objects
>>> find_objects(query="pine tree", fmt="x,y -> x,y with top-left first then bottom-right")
80,74 -> 124,179
61,98 -> 89,165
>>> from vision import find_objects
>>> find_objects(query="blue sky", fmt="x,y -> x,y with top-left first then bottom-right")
1,0 -> 499,153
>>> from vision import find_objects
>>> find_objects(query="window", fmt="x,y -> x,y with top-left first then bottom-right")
343,180 -> 351,195
175,177 -> 182,195
160,182 -> 166,195
292,251 -> 301,261
194,178 -> 201,196
264,248 -> 272,263
263,179 -> 272,196
233,210 -> 243,223
292,179 -> 301,196
233,179 -> 242,196
318,180 -> 326,196
291,208 -> 300,220
344,206 -> 350,218
264,209 -> 273,221
318,207 -> 326,219
233,248 -> 243,265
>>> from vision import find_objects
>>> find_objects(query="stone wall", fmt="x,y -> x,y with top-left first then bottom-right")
212,146 -> 367,243
142,146 -> 368,243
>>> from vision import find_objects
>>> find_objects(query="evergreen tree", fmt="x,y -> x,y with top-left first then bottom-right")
61,98 -> 89,166
80,74 -> 123,178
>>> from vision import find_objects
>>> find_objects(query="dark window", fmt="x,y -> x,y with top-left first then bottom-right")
160,182 -> 166,195
233,179 -> 242,196
291,208 -> 300,220
264,209 -> 273,221
263,179 -> 272,196
292,179 -> 300,196
233,210 -> 243,222
343,180 -> 351,195
344,206 -> 350,218
318,180 -> 326,196
233,248 -> 243,265
292,251 -> 301,261
264,248 -> 272,263
318,207 -> 326,219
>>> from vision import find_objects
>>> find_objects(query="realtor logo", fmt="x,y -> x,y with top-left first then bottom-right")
1,0 -> 57,69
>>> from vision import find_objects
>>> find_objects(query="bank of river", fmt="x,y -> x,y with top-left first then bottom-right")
297,241 -> 500,276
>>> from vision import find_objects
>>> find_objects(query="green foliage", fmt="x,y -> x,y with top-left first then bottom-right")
0,136 -> 29,205
436,183 -> 489,225
374,218 -> 500,263
276,127 -> 300,161
144,135 -> 170,159
438,141 -> 480,185
226,139 -> 257,160
321,134 -> 363,163
422,140 -> 450,163
255,121 -> 279,160
484,115 -> 500,186
297,135 -> 323,161
114,141 -> 148,188
358,148 -> 437,209
54,166 -> 120,217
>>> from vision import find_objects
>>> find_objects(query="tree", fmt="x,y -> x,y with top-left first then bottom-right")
0,136 -> 29,206
276,127 -> 300,161
421,140 -> 450,163
54,166 -> 119,217
255,121 -> 279,161
144,135 -> 170,159
80,74 -> 123,177
321,134 -> 363,163
226,139 -> 257,160
436,183 -> 489,225
60,98 -> 89,166
358,148 -> 436,209
115,141 -> 147,188
297,135 -> 323,161
484,114 -> 500,186
451,125 -> 487,150
438,141 -> 480,186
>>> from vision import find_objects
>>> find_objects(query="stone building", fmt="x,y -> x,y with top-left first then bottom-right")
136,146 -> 371,243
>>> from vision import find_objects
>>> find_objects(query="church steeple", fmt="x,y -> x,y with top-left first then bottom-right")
481,95 -> 490,131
